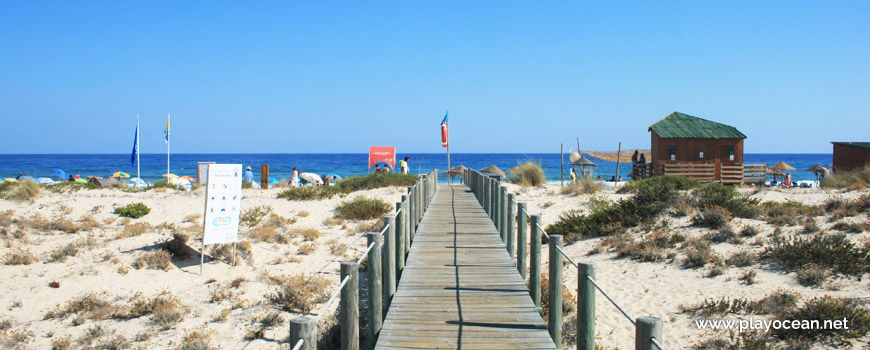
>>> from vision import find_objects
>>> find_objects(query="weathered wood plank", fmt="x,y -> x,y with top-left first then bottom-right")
375,185 -> 556,350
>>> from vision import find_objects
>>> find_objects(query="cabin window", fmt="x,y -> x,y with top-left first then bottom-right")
699,151 -> 704,159
729,149 -> 735,161
669,148 -> 677,161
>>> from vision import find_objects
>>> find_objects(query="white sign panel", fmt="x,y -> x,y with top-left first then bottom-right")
203,164 -> 243,245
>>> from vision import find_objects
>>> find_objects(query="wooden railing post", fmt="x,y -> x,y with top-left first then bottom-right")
395,201 -> 405,277
636,317 -> 662,350
483,177 -> 490,215
548,234 -> 563,348
408,186 -> 415,238
340,262 -> 359,350
416,180 -> 422,225
578,262 -> 596,350
530,214 -> 542,310
382,216 -> 396,317
491,180 -> 498,224
500,186 -> 508,244
506,193 -> 516,259
366,232 -> 383,347
517,202 -> 528,278
401,195 -> 410,254
289,317 -> 316,350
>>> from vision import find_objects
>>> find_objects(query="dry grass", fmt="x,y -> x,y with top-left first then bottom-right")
182,213 -> 202,224
159,232 -> 193,260
821,166 -> 870,190
19,213 -> 50,231
510,161 -> 546,187
49,243 -> 79,262
128,292 -> 187,329
266,273 -> 332,313
3,248 -> 38,265
244,310 -> 285,340
327,239 -> 348,256
132,249 -> 172,270
297,243 -> 317,255
176,326 -> 214,350
77,214 -> 102,231
561,177 -> 600,195
298,210 -> 310,217
5,181 -> 40,202
291,227 -> 321,241
209,241 -> 253,266
322,217 -> 346,228
44,292 -> 122,321
268,213 -> 294,227
50,217 -> 79,233
0,210 -> 14,227
116,222 -> 152,239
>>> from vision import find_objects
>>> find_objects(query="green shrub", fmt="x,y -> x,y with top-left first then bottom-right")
147,180 -> 181,191
334,196 -> 392,220
46,181 -> 99,193
277,186 -> 339,200
548,178 -> 682,242
114,203 -> 151,219
241,180 -> 253,189
764,233 -> 870,276
741,225 -> 761,237
726,251 -> 756,267
240,205 -> 272,227
605,230 -> 683,262
796,264 -> 827,287
561,177 -> 600,195
774,296 -> 870,341
692,207 -> 732,229
692,183 -> 760,218
706,227 -> 738,243
821,166 -> 870,190
510,161 -> 546,187
335,173 -> 417,192
619,175 -> 700,194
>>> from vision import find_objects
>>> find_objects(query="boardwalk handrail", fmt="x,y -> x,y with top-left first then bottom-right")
289,169 -> 438,350
465,169 -> 665,350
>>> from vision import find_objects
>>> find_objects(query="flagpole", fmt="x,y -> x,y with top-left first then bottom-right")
136,115 -> 140,184
166,113 -> 170,179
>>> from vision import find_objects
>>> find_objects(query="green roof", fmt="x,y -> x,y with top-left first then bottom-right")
649,112 -> 746,139
832,142 -> 870,149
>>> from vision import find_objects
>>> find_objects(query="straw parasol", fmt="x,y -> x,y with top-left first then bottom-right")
442,165 -> 468,177
570,157 -> 597,177
770,161 -> 796,172
805,164 -> 831,183
480,164 -> 506,177
580,149 -> 650,163
506,166 -> 522,174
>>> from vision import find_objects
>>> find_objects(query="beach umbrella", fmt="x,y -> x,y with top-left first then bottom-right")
299,172 -> 323,185
325,173 -> 342,182
112,171 -> 131,179
268,177 -> 279,183
570,157 -> 598,167
36,177 -> 55,184
442,165 -> 468,176
17,175 -> 35,182
3,178 -> 17,183
162,174 -> 179,179
180,176 -> 197,182
480,165 -> 506,177
74,178 -> 88,184
770,161 -> 796,172
53,168 -> 68,180
506,166 -> 522,174
805,164 -> 830,175
128,177 -> 147,190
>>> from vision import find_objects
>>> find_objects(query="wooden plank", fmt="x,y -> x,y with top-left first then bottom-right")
375,185 -> 556,350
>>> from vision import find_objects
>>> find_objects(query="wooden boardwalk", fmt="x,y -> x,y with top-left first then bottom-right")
376,185 -> 557,350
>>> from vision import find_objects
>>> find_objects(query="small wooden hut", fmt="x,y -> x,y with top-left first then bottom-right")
831,142 -> 870,171
648,112 -> 747,182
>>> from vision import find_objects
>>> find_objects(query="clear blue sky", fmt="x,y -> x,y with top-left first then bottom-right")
1,1 -> 868,154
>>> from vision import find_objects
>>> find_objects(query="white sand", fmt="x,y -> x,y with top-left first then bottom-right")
1,183 -> 868,349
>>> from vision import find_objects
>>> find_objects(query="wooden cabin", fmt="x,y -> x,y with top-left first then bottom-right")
831,142 -> 870,171
648,112 -> 747,182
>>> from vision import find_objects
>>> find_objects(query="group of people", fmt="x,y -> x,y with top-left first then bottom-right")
374,157 -> 411,175
629,150 -> 647,179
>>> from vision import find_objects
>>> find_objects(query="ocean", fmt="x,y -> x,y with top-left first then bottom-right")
0,153 -> 832,184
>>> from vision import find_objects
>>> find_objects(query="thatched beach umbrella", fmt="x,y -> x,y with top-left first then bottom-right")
506,166 -> 522,175
570,157 -> 597,177
770,161 -> 796,172
442,165 -> 468,177
805,164 -> 831,183
480,164 -> 506,177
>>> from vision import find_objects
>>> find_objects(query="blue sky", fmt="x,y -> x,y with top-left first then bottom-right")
1,1 -> 868,154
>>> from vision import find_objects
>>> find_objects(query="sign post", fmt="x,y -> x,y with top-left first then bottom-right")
200,164 -> 243,275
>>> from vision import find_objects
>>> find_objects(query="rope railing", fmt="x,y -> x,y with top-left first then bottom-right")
356,224 -> 389,265
463,168 -> 665,350
586,275 -> 636,325
313,274 -> 351,323
291,339 -> 304,350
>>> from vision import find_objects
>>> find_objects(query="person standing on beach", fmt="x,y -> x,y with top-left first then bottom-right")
400,157 -> 410,174
383,165 -> 390,174
570,168 -> 578,183
374,164 -> 381,174
290,167 -> 299,187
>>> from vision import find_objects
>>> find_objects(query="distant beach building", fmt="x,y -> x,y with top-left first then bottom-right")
831,142 -> 870,171
648,112 -> 749,183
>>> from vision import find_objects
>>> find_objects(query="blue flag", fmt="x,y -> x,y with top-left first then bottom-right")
131,123 -> 138,166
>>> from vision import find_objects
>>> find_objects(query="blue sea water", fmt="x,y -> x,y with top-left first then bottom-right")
0,153 -> 832,184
